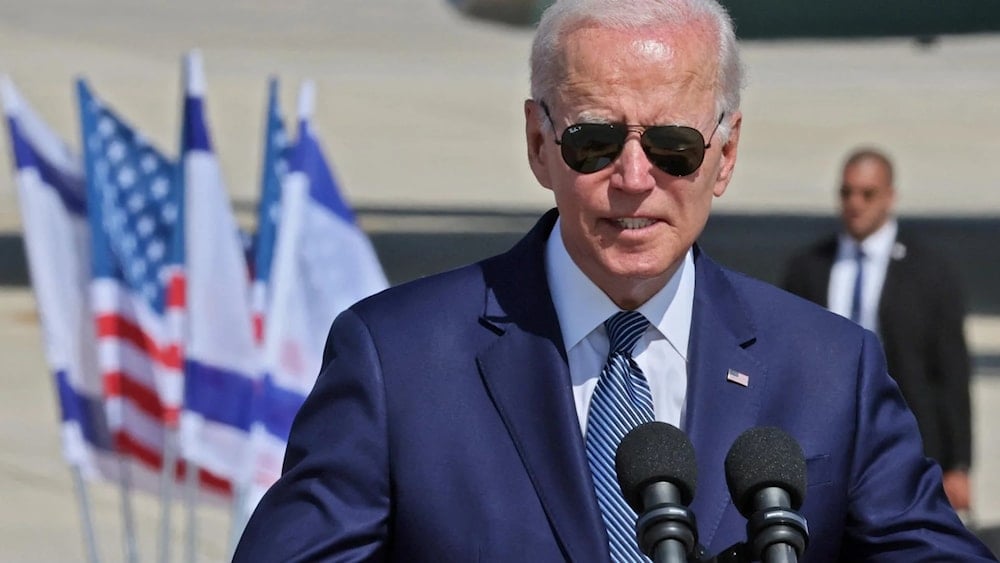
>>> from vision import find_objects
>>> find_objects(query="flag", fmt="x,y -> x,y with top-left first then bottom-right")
250,77 -> 289,345
76,78 -> 183,483
2,76 -> 115,480
726,368 -> 750,387
177,51 -> 259,496
244,80 -> 388,508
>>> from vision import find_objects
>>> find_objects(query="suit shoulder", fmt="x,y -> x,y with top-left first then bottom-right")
350,261 -> 486,322
892,231 -> 965,287
786,235 -> 838,265
721,266 -> 862,339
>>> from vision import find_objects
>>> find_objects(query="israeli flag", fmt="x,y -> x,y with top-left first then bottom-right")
2,76 -> 115,479
178,51 -> 258,494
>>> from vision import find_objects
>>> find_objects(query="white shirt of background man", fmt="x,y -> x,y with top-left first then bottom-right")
828,219 -> 898,334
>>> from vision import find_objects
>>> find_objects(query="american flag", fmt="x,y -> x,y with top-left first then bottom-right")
77,79 -> 185,475
726,368 -> 750,387
250,77 -> 289,345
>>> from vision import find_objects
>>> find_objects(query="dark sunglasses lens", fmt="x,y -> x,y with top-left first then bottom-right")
642,126 -> 707,176
559,123 -> 627,173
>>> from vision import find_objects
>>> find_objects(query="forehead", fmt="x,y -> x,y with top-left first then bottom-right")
554,23 -> 718,120
842,159 -> 892,189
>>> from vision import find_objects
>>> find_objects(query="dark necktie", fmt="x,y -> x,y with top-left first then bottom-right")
585,310 -> 654,562
850,245 -> 865,324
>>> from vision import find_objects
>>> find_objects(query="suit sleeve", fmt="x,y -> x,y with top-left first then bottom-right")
840,331 -> 992,560
233,309 -> 390,562
929,261 -> 973,470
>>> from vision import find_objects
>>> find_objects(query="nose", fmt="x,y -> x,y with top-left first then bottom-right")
841,191 -> 865,211
611,134 -> 656,193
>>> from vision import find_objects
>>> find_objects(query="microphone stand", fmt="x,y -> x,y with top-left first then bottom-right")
694,542 -> 751,563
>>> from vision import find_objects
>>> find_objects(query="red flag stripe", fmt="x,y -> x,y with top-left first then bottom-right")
95,313 -> 183,370
166,274 -> 186,309
252,313 -> 264,344
103,371 -> 167,419
114,432 -> 232,496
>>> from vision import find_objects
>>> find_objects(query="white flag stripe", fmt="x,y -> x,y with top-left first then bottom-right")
97,339 -> 158,387
114,400 -> 169,451
242,428 -> 288,511
184,154 -> 258,374
180,412 -> 251,476
92,278 -> 171,344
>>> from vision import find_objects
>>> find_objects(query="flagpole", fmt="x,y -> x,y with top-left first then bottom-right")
158,429 -> 179,563
70,465 -> 102,563
184,456 -> 199,563
228,485 -> 250,559
117,455 -> 140,563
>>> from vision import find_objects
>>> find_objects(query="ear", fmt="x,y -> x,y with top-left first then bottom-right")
525,99 -> 553,190
712,111 -> 742,198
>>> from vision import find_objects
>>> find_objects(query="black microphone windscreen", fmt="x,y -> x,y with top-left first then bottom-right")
724,426 -> 807,517
614,421 -> 698,511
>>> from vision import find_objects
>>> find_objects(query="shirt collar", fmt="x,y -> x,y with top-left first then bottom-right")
545,217 -> 694,359
838,218 -> 898,261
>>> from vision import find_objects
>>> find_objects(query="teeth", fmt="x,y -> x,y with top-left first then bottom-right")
616,217 -> 654,229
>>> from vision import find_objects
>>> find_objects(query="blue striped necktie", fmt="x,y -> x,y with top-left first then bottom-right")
586,310 -> 654,562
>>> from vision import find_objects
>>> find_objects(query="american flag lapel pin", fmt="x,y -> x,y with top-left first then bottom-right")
726,369 -> 750,387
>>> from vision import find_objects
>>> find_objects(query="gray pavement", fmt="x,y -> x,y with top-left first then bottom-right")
2,1 -> 1000,560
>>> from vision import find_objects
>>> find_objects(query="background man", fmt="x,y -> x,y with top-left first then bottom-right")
235,2 -> 992,561
782,147 -> 974,512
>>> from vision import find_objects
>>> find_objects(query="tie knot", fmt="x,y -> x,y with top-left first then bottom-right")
855,244 -> 865,261
605,310 -> 649,356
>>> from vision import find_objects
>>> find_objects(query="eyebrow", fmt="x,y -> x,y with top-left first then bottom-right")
575,110 -> 615,124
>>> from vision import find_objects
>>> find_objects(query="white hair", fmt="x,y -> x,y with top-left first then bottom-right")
529,0 -> 744,140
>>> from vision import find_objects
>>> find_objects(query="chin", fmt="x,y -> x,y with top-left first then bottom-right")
602,255 -> 675,281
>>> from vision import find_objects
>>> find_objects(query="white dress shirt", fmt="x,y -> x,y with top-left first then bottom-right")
828,219 -> 898,334
545,218 -> 694,434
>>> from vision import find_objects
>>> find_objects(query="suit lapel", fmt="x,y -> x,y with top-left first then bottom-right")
476,210 -> 610,563
684,248 -> 765,551
878,236 -> 908,325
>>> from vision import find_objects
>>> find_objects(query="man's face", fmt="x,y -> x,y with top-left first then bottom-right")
839,158 -> 895,241
525,23 -> 741,309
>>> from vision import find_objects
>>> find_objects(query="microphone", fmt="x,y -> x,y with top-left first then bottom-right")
724,427 -> 809,563
615,421 -> 699,563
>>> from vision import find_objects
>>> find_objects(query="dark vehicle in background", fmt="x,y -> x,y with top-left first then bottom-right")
447,0 -> 1000,40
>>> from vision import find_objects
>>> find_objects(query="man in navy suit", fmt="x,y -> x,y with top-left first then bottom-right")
234,0 -> 995,560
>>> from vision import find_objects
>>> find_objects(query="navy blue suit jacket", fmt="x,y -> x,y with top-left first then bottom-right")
234,210 -> 994,562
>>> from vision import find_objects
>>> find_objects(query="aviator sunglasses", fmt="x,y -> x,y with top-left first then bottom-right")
539,101 -> 724,177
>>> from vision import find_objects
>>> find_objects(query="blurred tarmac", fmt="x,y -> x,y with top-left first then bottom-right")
2,0 -> 1000,221
2,0 -> 1000,560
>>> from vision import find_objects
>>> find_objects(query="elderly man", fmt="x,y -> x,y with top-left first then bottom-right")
235,1 -> 994,561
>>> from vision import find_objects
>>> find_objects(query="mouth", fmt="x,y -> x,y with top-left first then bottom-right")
614,217 -> 657,230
